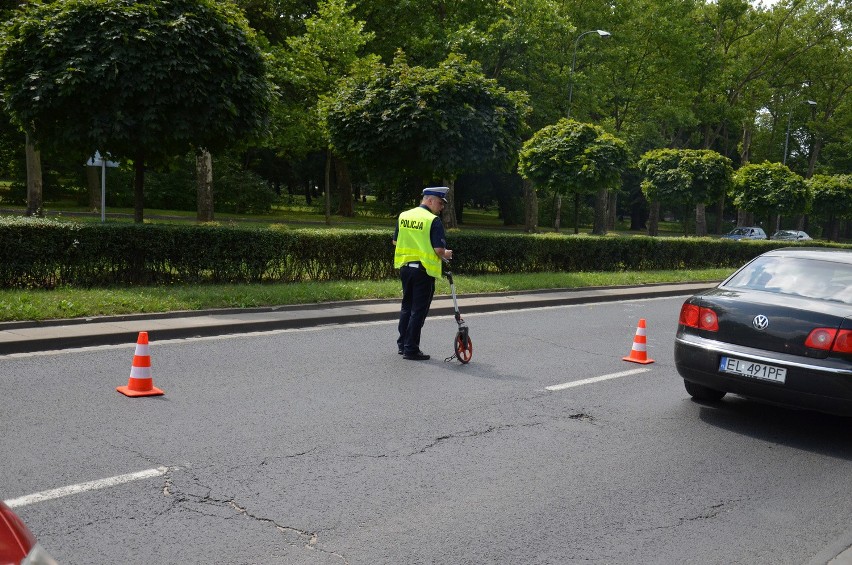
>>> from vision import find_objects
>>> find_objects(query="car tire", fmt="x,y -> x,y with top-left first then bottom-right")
683,379 -> 726,401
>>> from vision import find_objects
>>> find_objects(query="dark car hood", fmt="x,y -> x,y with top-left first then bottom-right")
690,287 -> 852,358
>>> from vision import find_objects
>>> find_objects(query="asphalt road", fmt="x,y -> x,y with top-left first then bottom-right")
2,296 -> 851,564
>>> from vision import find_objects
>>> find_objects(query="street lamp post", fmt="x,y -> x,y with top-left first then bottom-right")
567,29 -> 611,119
783,99 -> 817,165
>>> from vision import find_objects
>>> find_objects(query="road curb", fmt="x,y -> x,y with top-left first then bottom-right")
0,283 -> 717,355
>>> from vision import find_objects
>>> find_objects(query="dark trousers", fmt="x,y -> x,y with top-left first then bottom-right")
397,266 -> 435,354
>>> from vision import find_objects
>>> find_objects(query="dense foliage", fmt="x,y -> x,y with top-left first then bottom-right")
731,162 -> 810,219
0,0 -> 849,234
518,119 -> 630,234
326,53 -> 529,181
0,0 -> 271,221
3,217 -> 844,289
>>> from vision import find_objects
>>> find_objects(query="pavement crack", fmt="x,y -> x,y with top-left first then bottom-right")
225,499 -> 348,563
259,448 -> 318,466
634,500 -> 737,534
164,474 -> 347,563
413,421 -> 543,455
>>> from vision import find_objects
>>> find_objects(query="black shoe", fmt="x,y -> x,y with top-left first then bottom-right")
403,350 -> 430,361
398,347 -> 404,355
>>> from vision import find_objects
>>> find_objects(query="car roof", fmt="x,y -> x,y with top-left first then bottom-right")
761,247 -> 852,264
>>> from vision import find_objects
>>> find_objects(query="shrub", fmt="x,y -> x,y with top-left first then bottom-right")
1,216 -> 846,289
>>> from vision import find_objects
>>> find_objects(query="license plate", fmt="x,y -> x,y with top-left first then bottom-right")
719,356 -> 787,383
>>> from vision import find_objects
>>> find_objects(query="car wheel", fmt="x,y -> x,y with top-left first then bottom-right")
683,379 -> 726,401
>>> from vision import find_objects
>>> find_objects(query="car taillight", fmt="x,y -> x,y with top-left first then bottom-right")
833,330 -> 852,353
699,308 -> 719,331
805,328 -> 852,353
805,328 -> 835,350
679,304 -> 699,327
679,303 -> 718,331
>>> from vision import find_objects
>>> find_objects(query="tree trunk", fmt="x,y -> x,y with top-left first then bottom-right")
740,123 -> 752,166
592,186 -> 608,235
830,213 -> 839,242
24,133 -> 42,217
196,149 -> 214,222
606,190 -> 617,231
714,196 -> 725,235
573,193 -> 580,235
736,208 -> 747,227
647,200 -> 660,236
133,152 -> 145,223
695,202 -> 707,236
86,165 -> 100,212
522,178 -> 538,233
806,137 -> 823,179
554,194 -> 561,233
442,177 -> 458,229
324,152 -> 331,225
334,155 -> 354,217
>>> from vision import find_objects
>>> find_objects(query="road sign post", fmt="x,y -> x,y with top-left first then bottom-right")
85,151 -> 119,222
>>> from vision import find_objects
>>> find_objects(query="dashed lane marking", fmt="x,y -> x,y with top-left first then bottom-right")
546,368 -> 651,391
4,466 -> 169,508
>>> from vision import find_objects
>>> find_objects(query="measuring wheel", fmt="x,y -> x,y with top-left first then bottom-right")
454,331 -> 473,364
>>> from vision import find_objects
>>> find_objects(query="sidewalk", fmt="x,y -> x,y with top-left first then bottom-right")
0,282 -> 715,355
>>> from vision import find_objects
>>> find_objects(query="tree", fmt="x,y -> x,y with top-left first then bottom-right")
325,52 -> 529,228
450,0 -> 575,131
730,161 -> 810,227
808,174 -> 852,241
638,149 -> 733,236
270,0 -> 377,222
233,0 -> 318,44
0,0 -> 271,222
518,119 -> 630,235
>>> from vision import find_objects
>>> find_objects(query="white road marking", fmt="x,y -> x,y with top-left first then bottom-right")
546,368 -> 651,391
3,466 -> 169,508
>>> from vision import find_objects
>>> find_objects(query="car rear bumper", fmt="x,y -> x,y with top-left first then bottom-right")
675,333 -> 852,416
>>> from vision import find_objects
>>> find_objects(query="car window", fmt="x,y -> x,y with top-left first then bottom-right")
730,228 -> 747,235
724,256 -> 852,303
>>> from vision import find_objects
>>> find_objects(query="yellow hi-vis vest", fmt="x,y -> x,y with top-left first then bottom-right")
394,206 -> 442,278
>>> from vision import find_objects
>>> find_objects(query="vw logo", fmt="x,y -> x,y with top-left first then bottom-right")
753,315 -> 769,331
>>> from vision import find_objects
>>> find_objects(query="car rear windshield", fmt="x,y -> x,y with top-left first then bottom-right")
724,256 -> 852,303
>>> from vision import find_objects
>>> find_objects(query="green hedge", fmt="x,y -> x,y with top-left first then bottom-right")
0,216 -> 844,288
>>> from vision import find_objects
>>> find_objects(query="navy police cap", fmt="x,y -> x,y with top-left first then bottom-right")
422,186 -> 449,202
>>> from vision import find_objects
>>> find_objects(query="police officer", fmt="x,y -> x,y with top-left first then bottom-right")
392,187 -> 453,360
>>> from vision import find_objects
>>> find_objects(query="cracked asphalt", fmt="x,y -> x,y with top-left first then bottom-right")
3,294 -> 852,564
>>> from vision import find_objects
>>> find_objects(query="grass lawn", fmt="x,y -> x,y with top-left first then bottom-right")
0,191 -> 739,322
0,268 -> 733,322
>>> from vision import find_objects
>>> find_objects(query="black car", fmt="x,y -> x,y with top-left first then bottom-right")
675,247 -> 852,416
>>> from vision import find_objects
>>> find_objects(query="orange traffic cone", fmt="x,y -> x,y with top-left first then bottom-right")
623,319 -> 654,364
117,332 -> 164,397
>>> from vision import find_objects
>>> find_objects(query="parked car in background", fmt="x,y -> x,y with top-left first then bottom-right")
771,229 -> 812,241
721,226 -> 768,241
0,501 -> 57,565
674,247 -> 852,416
